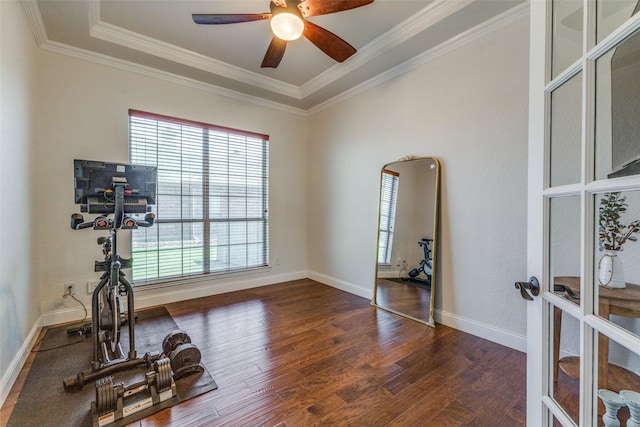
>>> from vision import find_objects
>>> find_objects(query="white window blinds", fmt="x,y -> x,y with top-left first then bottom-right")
129,110 -> 269,283
378,169 -> 399,265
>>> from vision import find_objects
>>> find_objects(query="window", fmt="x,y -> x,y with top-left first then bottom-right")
377,169 -> 399,265
128,110 -> 269,283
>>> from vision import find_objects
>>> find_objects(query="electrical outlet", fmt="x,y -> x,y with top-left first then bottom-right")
63,283 -> 74,298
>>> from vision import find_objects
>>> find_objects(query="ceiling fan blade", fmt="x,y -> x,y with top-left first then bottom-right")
192,14 -> 271,25
261,37 -> 288,68
303,21 -> 356,63
297,0 -> 373,17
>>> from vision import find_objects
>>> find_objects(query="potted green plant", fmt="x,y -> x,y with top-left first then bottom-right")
598,192 -> 640,288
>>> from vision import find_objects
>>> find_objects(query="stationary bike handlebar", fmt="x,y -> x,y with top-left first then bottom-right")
70,212 -> 155,230
71,184 -> 155,231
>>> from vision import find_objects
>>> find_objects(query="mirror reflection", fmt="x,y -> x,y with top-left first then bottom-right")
372,157 -> 440,327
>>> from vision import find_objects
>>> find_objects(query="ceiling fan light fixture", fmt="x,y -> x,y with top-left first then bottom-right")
270,13 -> 304,41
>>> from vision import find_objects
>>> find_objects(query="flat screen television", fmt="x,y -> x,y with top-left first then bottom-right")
74,159 -> 157,213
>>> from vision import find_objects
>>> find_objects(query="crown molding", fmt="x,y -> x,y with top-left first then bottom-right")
87,1 -> 302,100
39,39 -> 308,116
20,0 -> 47,47
86,0 -> 477,101
20,0 -> 528,115
308,1 -> 530,115
301,0 -> 474,97
19,0 -> 306,115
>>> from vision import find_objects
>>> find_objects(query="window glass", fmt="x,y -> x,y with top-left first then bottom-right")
378,169 -> 399,265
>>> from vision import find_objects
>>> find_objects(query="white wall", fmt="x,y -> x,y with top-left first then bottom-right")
36,51 -> 309,323
307,16 -> 530,349
0,0 -> 41,405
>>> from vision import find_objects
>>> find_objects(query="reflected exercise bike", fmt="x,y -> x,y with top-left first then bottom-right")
407,238 -> 433,286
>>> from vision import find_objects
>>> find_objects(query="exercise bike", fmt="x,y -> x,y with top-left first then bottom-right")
64,174 -> 160,389
64,160 -> 204,426
407,238 -> 433,286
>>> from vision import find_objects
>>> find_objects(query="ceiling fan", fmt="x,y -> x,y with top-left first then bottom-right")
192,0 -> 374,68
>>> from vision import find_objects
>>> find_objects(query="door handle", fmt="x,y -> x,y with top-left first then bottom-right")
515,276 -> 540,301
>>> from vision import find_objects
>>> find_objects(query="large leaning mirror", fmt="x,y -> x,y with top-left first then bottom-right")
372,156 -> 440,327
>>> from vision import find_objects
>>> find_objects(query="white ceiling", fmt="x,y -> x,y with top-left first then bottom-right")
25,0 -> 525,112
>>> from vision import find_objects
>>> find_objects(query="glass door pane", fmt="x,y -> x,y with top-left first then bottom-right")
549,196 -> 582,425
550,196 -> 583,308
597,0 -> 640,43
594,28 -> 640,180
550,73 -> 583,187
552,0 -> 584,78
594,189 -> 640,320
552,305 -> 581,424
595,333 -> 640,426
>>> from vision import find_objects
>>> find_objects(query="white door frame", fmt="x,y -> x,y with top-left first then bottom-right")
527,1 -> 548,425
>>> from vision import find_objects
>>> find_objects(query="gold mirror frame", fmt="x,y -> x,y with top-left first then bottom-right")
371,156 -> 441,327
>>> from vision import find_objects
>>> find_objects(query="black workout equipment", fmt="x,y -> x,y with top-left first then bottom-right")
64,160 -> 205,426
407,238 -> 433,285
162,329 -> 204,379
92,358 -> 178,427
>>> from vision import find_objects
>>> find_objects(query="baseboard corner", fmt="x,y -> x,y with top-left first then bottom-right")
0,315 -> 43,409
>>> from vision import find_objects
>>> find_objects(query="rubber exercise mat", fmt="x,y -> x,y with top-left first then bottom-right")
7,306 -> 217,427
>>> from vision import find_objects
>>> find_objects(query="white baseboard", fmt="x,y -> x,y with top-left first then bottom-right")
41,270 -> 308,326
308,271 -> 526,353
134,270 -> 308,309
0,316 -> 43,409
435,309 -> 527,353
307,271 -> 373,300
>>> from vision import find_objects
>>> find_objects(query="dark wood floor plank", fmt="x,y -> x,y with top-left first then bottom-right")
2,279 -> 527,427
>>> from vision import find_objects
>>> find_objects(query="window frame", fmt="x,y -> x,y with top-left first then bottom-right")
378,169 -> 399,266
128,109 -> 270,285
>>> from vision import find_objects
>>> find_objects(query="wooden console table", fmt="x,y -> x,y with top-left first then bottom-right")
554,276 -> 640,391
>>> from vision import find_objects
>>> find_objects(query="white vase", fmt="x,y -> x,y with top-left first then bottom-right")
621,390 -> 640,427
599,250 -> 626,288
598,389 -> 625,427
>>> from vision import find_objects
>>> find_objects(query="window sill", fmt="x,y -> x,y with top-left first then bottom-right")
132,265 -> 273,291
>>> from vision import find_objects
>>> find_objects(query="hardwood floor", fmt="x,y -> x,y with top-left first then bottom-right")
1,279 -> 526,426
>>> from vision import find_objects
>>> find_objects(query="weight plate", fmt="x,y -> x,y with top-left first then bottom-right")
169,343 -> 201,374
154,357 -> 173,392
162,329 -> 191,355
95,376 -> 116,414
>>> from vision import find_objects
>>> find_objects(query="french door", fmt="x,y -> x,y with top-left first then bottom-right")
528,0 -> 640,426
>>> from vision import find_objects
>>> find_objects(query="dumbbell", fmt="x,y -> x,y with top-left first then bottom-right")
162,330 -> 204,379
